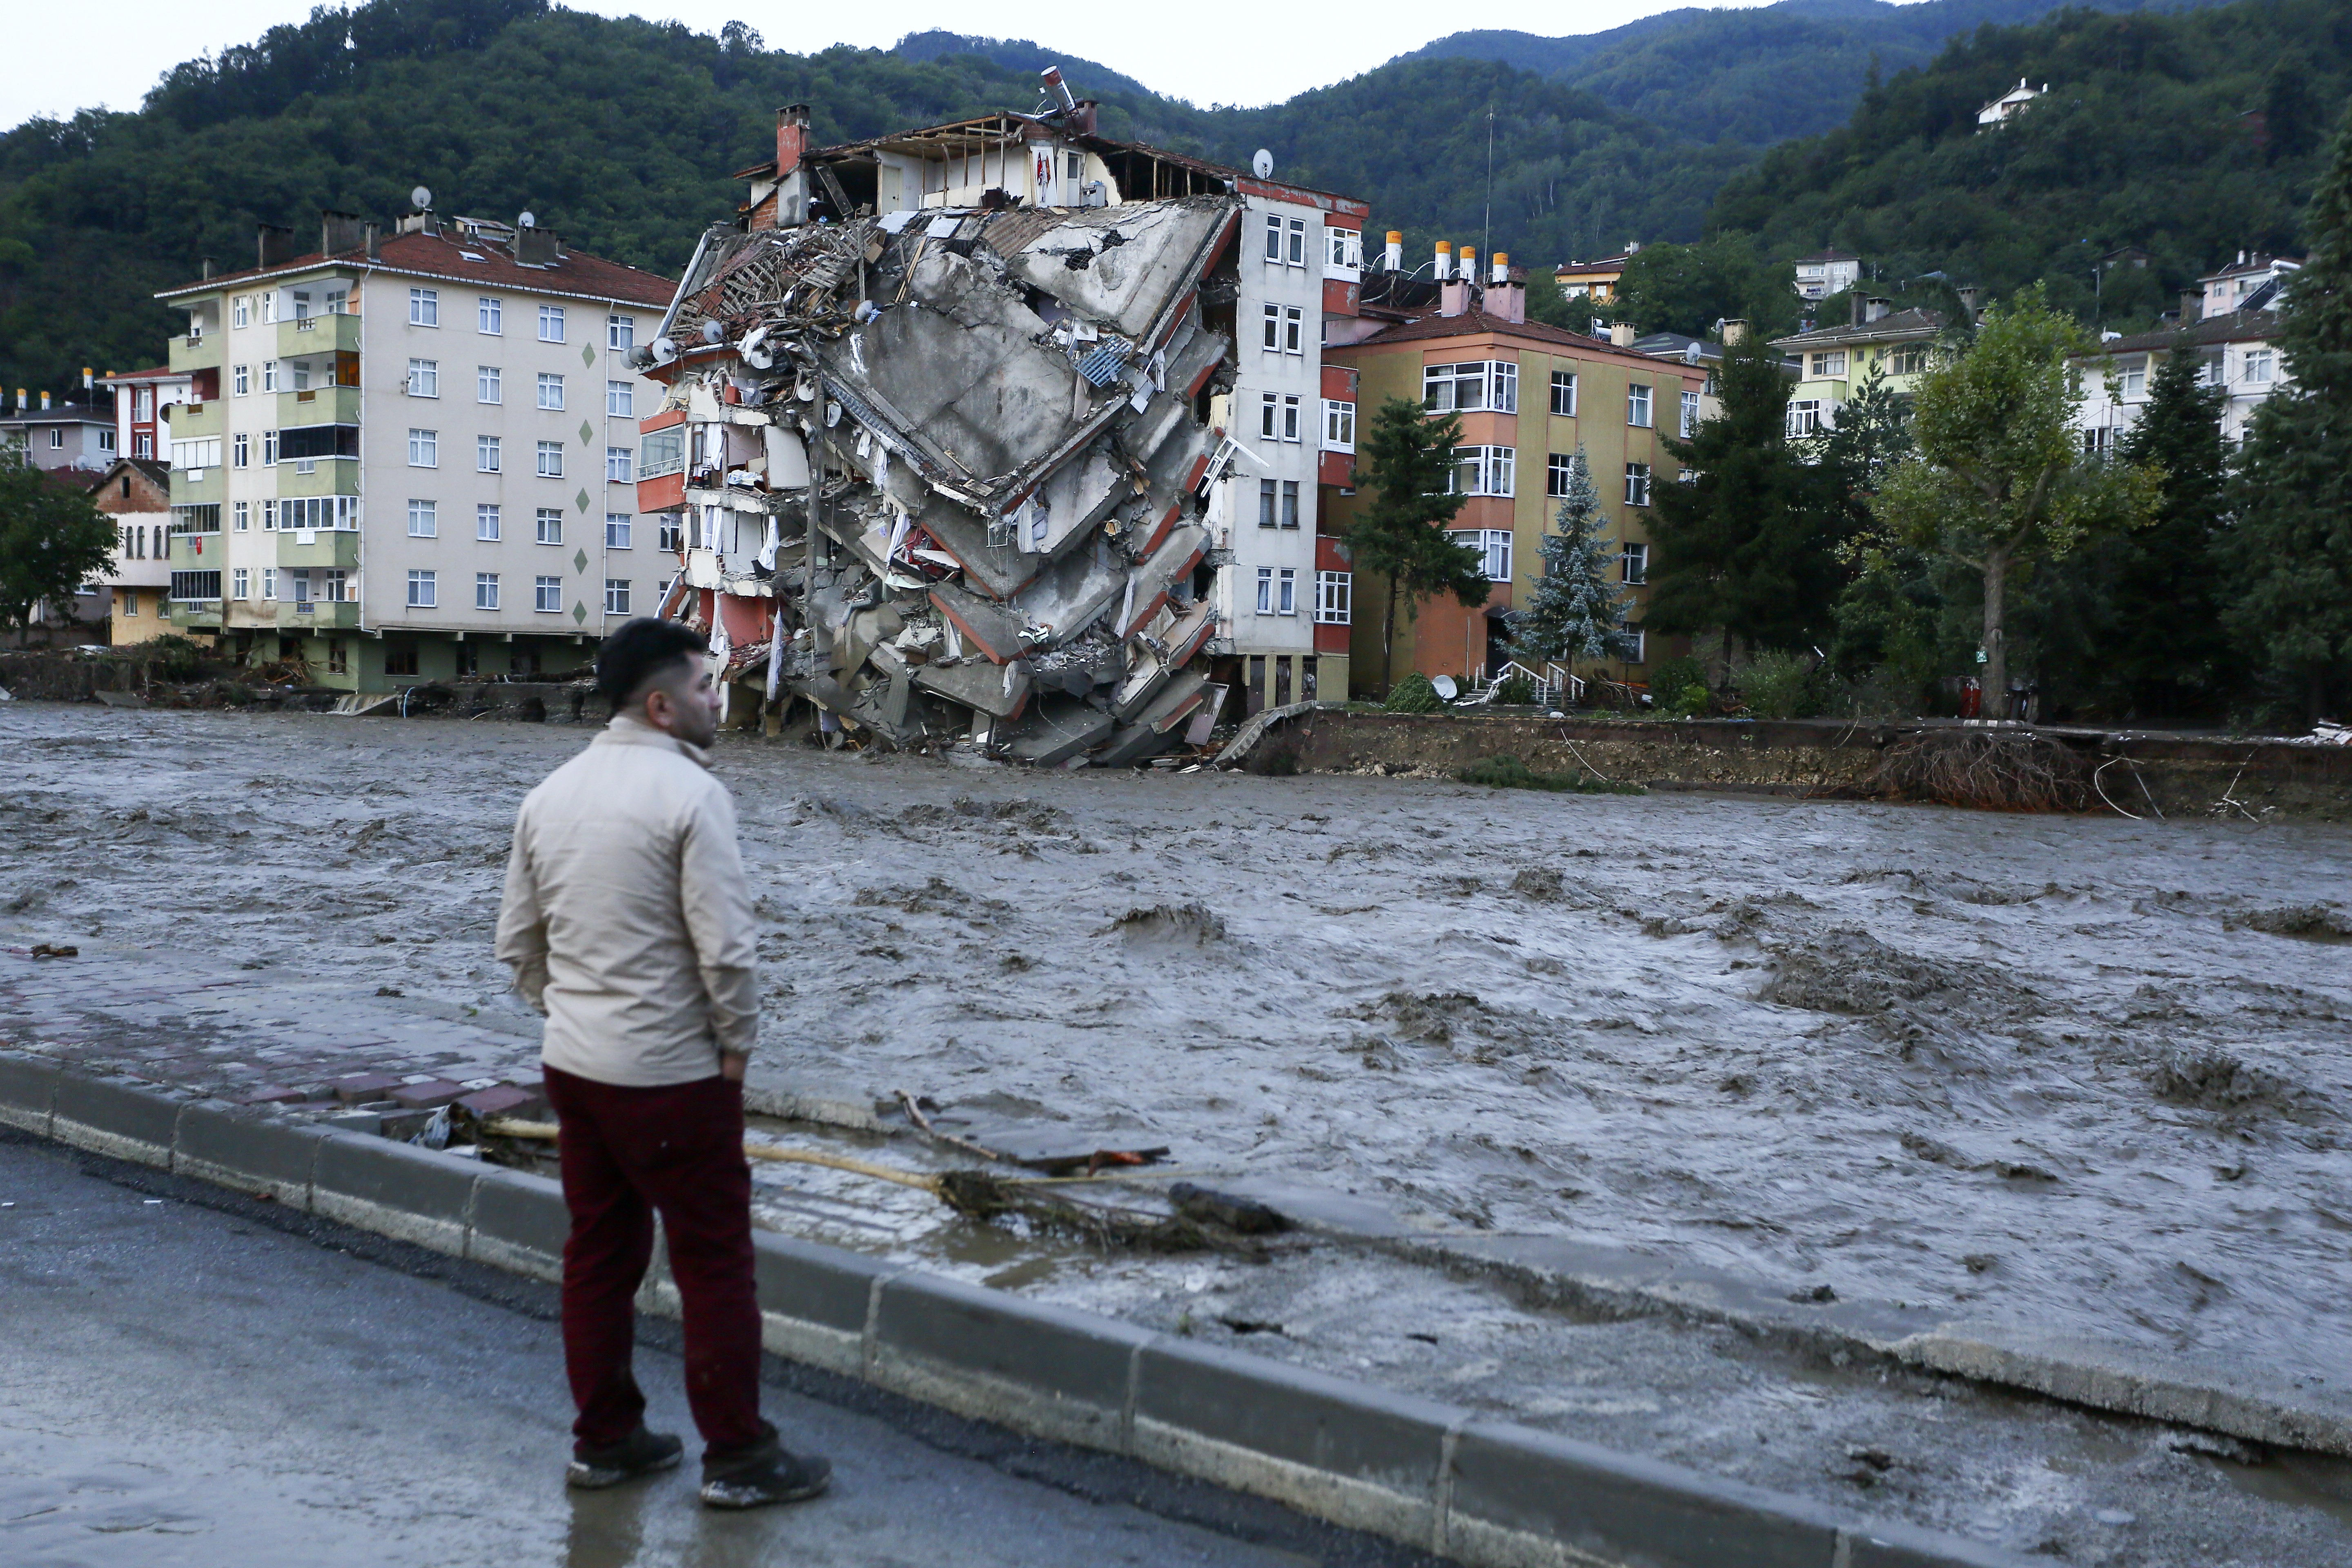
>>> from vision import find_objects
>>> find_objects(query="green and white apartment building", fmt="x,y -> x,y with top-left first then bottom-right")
154,211 -> 676,689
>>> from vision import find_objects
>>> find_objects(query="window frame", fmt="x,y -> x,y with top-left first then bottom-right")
1624,462 -> 1652,507
406,359 -> 439,398
405,568 -> 437,608
1322,399 -> 1355,452
1549,370 -> 1577,417
537,304 -> 566,344
409,287 -> 440,327
536,440 -> 564,479
535,508 -> 563,546
407,428 -> 438,468
1627,383 -> 1653,429
1314,570 -> 1352,625
478,296 -> 503,335
407,499 -> 437,538
536,372 -> 565,411
604,514 -> 633,550
477,503 -> 502,541
534,574 -> 562,612
475,572 -> 500,611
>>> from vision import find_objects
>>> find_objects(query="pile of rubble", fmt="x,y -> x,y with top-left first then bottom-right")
633,192 -> 1243,766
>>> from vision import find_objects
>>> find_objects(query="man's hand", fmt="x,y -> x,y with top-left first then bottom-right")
719,1051 -> 748,1084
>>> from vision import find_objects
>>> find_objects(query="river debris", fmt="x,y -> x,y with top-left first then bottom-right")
1869,729 -> 2089,811
633,130 -> 1243,766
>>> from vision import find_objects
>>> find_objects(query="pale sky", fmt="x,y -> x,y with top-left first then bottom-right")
2,0 -> 1768,131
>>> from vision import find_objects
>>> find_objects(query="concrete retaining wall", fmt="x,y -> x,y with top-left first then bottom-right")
0,1049 -> 2031,1568
1229,708 -> 2352,822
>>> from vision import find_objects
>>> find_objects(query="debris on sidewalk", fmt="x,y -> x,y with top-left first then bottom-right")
631,97 -> 1244,767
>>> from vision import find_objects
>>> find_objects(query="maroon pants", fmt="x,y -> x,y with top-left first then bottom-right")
543,1066 -> 766,1456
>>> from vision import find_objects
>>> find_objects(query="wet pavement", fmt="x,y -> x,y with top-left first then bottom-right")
0,1131 -> 1386,1567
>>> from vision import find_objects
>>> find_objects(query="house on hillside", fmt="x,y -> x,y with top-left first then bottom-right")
2191,252 -> 2299,321
1792,249 -> 1860,302
0,394 -> 115,474
1978,79 -> 2047,129
2077,278 -> 2294,452
1771,300 -> 1945,436
100,365 -> 194,463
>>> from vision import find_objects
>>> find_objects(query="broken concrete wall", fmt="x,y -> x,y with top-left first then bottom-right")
632,194 -> 1241,766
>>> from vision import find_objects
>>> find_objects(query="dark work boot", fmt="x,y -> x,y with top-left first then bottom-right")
698,1424 -> 831,1509
567,1425 -> 685,1490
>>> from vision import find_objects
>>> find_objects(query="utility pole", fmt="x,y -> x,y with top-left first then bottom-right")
1483,107 -> 1497,266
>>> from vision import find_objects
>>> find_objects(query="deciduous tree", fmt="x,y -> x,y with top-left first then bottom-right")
0,457 -> 116,637
1344,397 -> 1488,695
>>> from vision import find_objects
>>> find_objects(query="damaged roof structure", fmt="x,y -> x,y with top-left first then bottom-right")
630,80 -> 1265,766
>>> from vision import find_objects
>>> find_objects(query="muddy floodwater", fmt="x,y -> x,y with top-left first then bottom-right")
5,705 -> 2350,1557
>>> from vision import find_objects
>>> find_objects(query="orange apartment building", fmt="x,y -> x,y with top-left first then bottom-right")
1323,263 -> 1707,697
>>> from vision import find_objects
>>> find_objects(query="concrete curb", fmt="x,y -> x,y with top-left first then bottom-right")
0,1051 -> 2034,1568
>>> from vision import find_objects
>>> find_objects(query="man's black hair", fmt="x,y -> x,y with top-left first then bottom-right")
596,617 -> 707,706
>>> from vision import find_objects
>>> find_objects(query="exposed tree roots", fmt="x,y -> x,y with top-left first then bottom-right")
1869,731 -> 2091,812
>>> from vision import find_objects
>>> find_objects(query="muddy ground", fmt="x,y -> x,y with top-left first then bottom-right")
4,704 -> 2350,1564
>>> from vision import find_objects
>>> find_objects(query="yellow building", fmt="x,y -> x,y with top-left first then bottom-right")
1770,303 -> 1945,437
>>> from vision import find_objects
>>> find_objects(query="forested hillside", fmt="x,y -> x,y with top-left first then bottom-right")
1706,0 -> 2352,323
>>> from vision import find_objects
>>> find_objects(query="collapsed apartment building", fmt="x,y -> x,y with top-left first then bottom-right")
628,76 -> 1370,764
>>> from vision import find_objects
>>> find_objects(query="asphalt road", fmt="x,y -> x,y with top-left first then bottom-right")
0,1131 -> 1426,1568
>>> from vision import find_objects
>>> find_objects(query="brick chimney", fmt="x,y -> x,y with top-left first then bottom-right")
776,104 -> 811,176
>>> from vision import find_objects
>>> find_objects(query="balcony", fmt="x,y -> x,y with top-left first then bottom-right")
278,312 -> 362,358
278,386 -> 362,427
277,599 -> 362,630
169,601 -> 223,630
276,459 -> 361,497
276,530 -> 361,570
167,532 -> 224,569
165,400 -> 222,441
168,332 -> 223,375
170,469 -> 225,507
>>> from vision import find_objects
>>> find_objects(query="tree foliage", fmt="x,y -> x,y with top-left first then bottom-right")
0,459 -> 116,633
1872,288 -> 2161,704
2094,339 -> 2229,717
1345,397 -> 1487,693
1507,448 -> 1634,666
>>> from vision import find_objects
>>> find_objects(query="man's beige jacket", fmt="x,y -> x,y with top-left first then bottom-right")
496,713 -> 758,1087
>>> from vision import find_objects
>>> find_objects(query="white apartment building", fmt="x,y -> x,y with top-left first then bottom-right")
2076,254 -> 2300,451
153,210 -> 674,690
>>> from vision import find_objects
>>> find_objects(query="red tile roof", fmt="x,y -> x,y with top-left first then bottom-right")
157,227 -> 675,310
1329,306 -> 1703,375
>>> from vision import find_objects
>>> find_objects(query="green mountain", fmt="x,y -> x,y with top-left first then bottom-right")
1400,0 -> 2220,146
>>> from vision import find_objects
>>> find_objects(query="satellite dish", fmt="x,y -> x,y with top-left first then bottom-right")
1432,675 -> 1458,701
410,185 -> 432,211
517,210 -> 537,230
1251,149 -> 1274,180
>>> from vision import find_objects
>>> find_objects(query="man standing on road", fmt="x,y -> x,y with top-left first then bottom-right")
496,617 -> 829,1508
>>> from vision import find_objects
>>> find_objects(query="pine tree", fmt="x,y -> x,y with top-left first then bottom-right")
1345,397 -> 1489,695
1507,448 -> 1634,667
2102,339 -> 2227,718
2228,105 -> 2352,724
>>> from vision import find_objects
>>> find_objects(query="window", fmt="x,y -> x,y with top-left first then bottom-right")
1258,392 -> 1278,440
321,569 -> 349,603
2083,427 -> 2115,455
657,513 -> 684,551
606,445 -> 633,483
535,575 -> 562,612
1627,384 -> 1653,428
406,569 -> 437,607
409,287 -> 439,327
537,304 -> 566,343
1890,345 -> 1929,376
1787,399 -> 1824,437
232,568 -> 248,600
536,508 -> 563,545
1323,399 -> 1355,451
406,359 -> 439,397
1314,570 -> 1352,624
477,504 -> 502,541
169,438 -> 223,472
1255,566 -> 1275,614
478,365 -> 501,404
1257,479 -> 1277,528
477,434 -> 501,473
606,380 -> 633,418
1277,567 -> 1298,615
1263,214 -> 1283,261
536,440 -> 564,478
1283,306 -> 1304,354
1621,542 -> 1649,584
479,297 -> 502,335
1550,370 -> 1577,416
1620,622 -> 1647,663
1261,303 -> 1281,351
1808,351 -> 1846,379
2245,348 -> 2275,383
607,314 -> 635,352
605,514 -> 633,549
278,495 -> 359,531
261,361 -> 278,393
1281,394 -> 1302,442
233,501 -> 249,532
408,499 -> 437,538
169,570 -> 222,602
639,428 -> 683,479
234,298 -> 250,329
1448,445 -> 1515,497
262,568 -> 277,601
262,501 -> 277,530
537,373 -> 564,411
1326,227 -> 1360,270
1681,389 -> 1700,438
385,645 -> 419,677
1424,361 -> 1518,413
2198,353 -> 2225,386
1624,463 -> 1652,506
604,579 -> 632,616
1287,218 -> 1306,266
233,433 -> 249,468
1280,479 -> 1301,529
2120,358 -> 2147,398
134,433 -> 152,459
475,572 -> 499,610
259,292 -> 277,325
408,428 -> 438,467
233,365 -> 249,396
1448,528 -> 1513,581
289,360 -> 312,393
1546,453 -> 1581,497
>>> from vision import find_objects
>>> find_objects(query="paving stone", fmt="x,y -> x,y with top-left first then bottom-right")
331,1073 -> 405,1104
389,1080 -> 466,1111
